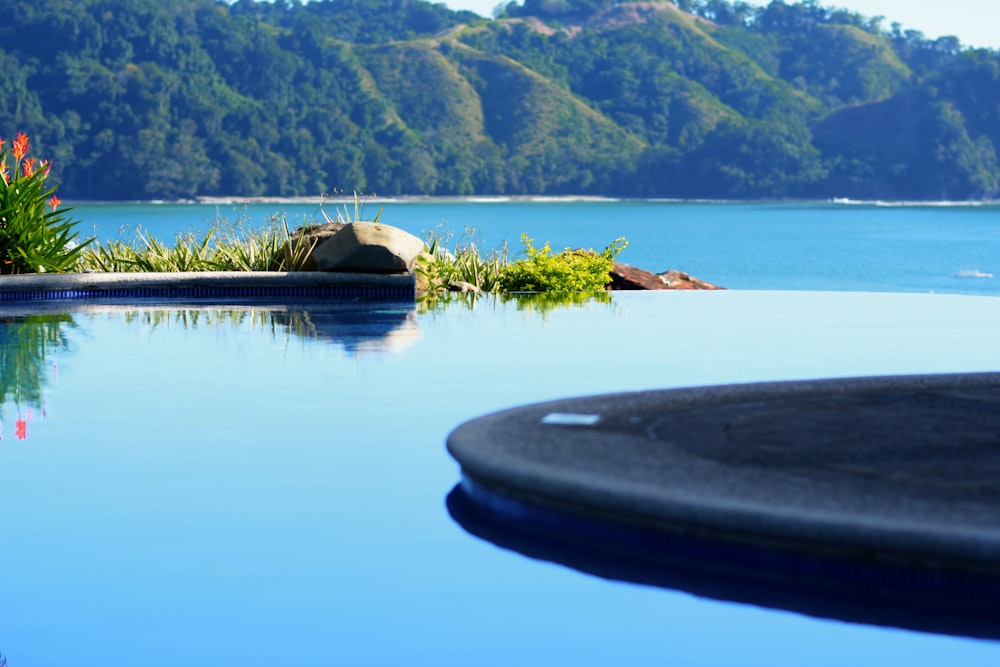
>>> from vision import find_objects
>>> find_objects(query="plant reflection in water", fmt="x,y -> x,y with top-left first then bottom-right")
0,300 -> 420,441
0,313 -> 70,441
419,290 -> 614,320
117,302 -> 421,356
0,292 -> 615,441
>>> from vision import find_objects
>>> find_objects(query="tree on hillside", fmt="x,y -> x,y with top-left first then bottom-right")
0,0 -> 995,200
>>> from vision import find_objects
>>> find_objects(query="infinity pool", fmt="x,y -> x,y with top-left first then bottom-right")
2,291 -> 1000,665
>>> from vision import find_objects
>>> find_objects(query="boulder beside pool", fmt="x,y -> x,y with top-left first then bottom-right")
310,222 -> 425,274
280,221 -> 346,271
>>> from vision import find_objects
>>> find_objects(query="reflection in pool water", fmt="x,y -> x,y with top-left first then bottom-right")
0,301 -> 418,440
1,291 -> 1000,666
0,313 -> 73,441
447,478 -> 1000,642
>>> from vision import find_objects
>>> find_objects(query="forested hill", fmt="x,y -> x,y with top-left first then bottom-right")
2,0 -> 999,201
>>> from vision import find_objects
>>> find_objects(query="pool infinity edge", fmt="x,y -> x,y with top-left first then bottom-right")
0,271 -> 416,302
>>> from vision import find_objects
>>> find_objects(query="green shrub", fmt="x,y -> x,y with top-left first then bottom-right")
498,234 -> 627,292
416,237 -> 507,292
418,227 -> 629,295
0,132 -> 91,274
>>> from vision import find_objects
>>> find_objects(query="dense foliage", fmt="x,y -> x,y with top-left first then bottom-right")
1,0 -> 997,200
0,132 -> 89,273
499,235 -> 627,292
419,228 -> 629,294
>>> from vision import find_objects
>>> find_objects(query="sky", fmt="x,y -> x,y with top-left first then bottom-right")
442,0 -> 1000,50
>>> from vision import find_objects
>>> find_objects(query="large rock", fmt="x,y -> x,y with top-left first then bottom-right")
311,222 -> 425,274
277,222 -> 346,271
608,262 -> 724,290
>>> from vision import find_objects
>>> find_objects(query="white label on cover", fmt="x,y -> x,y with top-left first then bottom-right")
540,413 -> 601,427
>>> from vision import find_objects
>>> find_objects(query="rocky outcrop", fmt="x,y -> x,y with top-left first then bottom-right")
657,269 -> 724,290
609,262 -> 669,290
306,222 -> 424,274
609,262 -> 724,290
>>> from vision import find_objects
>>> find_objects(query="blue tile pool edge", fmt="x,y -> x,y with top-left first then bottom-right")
0,271 -> 416,302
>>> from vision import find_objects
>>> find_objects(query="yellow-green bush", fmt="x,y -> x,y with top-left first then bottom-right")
498,234 -> 627,292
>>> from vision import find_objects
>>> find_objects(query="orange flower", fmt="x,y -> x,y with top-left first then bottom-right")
49,195 -> 61,211
15,418 -> 27,440
11,132 -> 28,160
42,160 -> 52,178
22,157 -> 36,177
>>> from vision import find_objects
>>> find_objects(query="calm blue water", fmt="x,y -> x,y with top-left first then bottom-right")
73,199 -> 1000,296
2,202 -> 1000,665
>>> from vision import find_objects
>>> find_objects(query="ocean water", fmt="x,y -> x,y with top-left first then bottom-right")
2,202 -> 1000,665
73,199 -> 1000,296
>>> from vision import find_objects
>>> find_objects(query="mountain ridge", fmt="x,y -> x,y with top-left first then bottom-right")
0,0 -> 995,200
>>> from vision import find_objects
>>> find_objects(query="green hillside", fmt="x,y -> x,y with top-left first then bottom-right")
0,0 -> 996,200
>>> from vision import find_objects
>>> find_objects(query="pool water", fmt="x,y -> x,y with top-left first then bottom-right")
2,291 -> 1000,665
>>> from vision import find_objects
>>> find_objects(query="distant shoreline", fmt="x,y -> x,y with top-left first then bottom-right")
64,196 -> 1000,208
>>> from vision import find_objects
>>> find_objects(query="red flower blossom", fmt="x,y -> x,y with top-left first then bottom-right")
11,132 -> 28,160
49,195 -> 61,211
22,157 -> 36,177
15,419 -> 27,440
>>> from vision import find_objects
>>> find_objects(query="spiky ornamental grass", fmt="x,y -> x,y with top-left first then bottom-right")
78,193 -> 380,273
78,212 -> 314,273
